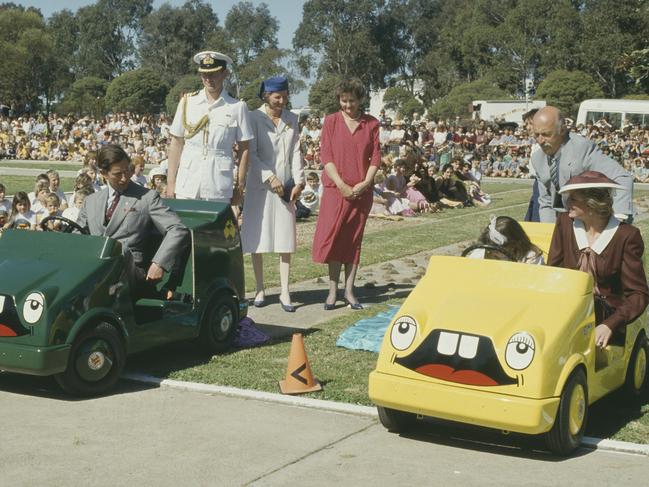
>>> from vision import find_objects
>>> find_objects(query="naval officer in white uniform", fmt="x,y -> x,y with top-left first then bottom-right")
167,51 -> 253,204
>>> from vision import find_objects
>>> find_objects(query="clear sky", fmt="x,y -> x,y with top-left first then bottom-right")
15,0 -> 310,105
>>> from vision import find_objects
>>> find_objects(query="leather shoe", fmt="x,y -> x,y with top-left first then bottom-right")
279,299 -> 296,313
344,299 -> 363,310
252,299 -> 266,308
324,302 -> 335,311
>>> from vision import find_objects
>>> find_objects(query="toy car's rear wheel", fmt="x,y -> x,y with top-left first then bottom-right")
377,406 -> 418,433
544,368 -> 587,456
55,322 -> 125,396
200,293 -> 238,353
625,333 -> 649,398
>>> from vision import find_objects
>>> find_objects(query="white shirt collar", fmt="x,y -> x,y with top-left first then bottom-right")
198,88 -> 236,107
572,216 -> 620,255
107,184 -> 116,198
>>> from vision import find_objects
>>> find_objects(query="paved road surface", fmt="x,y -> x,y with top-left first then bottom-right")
1,374 -> 647,487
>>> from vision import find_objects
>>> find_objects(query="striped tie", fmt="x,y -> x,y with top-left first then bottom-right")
549,156 -> 560,189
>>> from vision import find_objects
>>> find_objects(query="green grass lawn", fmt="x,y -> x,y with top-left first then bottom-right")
0,175 -> 76,193
244,182 -> 532,292
0,161 -> 82,172
128,181 -> 649,444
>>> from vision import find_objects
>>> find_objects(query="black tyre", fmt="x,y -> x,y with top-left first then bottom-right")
199,293 -> 238,353
377,406 -> 418,433
625,333 -> 649,398
544,368 -> 588,456
55,322 -> 125,396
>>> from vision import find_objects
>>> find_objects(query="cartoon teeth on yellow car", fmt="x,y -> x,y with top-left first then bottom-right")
369,222 -> 649,456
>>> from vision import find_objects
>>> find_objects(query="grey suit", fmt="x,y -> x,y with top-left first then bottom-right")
531,133 -> 633,223
77,182 -> 189,273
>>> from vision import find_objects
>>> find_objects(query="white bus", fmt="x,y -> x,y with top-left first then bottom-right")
471,100 -> 546,125
576,99 -> 649,129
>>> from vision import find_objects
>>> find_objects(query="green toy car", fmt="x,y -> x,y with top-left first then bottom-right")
0,200 -> 247,396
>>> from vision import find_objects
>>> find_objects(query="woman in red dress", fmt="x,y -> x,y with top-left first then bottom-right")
312,78 -> 381,310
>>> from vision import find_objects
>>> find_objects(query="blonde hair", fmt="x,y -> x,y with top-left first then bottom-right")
570,188 -> 613,219
44,193 -> 60,207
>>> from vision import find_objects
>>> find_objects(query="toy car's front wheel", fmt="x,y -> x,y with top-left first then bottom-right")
544,368 -> 588,456
200,293 -> 238,353
55,322 -> 125,396
377,406 -> 418,433
625,333 -> 649,398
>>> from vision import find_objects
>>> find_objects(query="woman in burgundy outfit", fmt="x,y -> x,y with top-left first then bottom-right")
548,171 -> 649,348
312,78 -> 381,310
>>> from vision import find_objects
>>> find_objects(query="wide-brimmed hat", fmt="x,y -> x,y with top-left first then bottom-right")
558,171 -> 625,193
193,51 -> 233,73
149,166 -> 167,178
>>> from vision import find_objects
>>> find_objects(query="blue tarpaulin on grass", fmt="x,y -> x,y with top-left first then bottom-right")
336,305 -> 400,353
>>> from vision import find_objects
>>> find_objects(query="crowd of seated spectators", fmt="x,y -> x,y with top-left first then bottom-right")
0,112 -> 169,165
3,109 -> 648,226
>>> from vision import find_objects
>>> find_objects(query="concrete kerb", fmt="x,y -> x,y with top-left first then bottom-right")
123,372 -> 377,418
123,372 -> 649,458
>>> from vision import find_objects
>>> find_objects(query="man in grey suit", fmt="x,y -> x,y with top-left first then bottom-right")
77,144 -> 189,298
531,106 -> 633,223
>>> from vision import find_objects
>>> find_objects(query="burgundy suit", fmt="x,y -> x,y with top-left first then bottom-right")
548,212 -> 649,330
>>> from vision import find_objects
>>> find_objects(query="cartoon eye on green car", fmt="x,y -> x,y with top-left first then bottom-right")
0,200 -> 247,396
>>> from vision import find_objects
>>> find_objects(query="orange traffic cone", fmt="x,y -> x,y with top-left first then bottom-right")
279,333 -> 323,394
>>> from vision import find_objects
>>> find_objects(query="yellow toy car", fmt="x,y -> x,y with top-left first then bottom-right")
368,222 -> 649,455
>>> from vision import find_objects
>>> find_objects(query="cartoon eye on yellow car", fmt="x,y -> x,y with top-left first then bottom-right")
368,222 -> 649,456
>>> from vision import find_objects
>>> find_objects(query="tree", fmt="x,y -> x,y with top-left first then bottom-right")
105,68 -> 168,114
535,70 -> 604,117
47,10 -> 78,94
619,48 -> 649,94
382,86 -> 423,119
165,74 -> 203,115
237,48 -> 306,110
57,77 -> 109,116
380,0 -> 445,105
0,7 -> 62,113
225,2 -> 278,64
577,0 -> 649,97
308,74 -> 344,115
139,0 -> 220,86
76,0 -> 153,79
293,0 -> 391,87
429,78 -> 511,119
491,0 -> 581,95
19,28 -> 62,113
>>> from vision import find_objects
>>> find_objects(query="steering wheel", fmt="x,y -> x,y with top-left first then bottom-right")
461,243 -> 517,262
39,215 -> 89,234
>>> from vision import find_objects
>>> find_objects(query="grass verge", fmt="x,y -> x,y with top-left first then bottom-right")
128,301 -> 393,406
